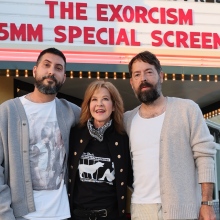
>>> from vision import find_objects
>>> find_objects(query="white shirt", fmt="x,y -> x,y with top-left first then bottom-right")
130,111 -> 165,204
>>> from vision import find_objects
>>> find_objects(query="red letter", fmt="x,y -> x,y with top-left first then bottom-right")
179,9 -> 193,25
69,26 -> 82,43
60,2 -> 73,19
130,29 -> 140,46
190,32 -> 201,48
10,23 -> 26,41
109,5 -> 123,22
45,1 -> 58,18
54,25 -> 66,42
213,33 -> 220,49
123,6 -> 134,22
76,3 -> 87,20
176,31 -> 189,48
167,8 -> 178,25
97,4 -> 108,21
96,28 -> 108,44
160,8 -> 166,24
109,28 -> 115,45
135,6 -> 148,23
148,8 -> 159,24
202,32 -> 212,49
151,30 -> 163,46
116,28 -> 129,45
84,27 -> 95,44
0,23 -> 9,40
164,31 -> 174,47
27,24 -> 43,42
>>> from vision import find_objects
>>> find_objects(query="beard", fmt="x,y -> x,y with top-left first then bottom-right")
35,75 -> 63,95
136,80 -> 161,104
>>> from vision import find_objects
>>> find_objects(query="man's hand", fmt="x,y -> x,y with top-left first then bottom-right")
199,205 -> 216,220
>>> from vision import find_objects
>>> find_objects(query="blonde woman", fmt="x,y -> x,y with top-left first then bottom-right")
68,80 -> 132,220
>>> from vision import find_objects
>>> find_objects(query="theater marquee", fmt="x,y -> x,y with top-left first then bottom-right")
0,0 -> 220,67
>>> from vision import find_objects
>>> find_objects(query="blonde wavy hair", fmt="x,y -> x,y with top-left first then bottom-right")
79,80 -> 125,134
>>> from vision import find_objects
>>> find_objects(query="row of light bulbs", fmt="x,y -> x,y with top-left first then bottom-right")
164,73 -> 219,82
4,69 -> 220,82
204,109 -> 220,119
5,69 -> 127,80
6,69 -> 29,78
69,71 -> 126,80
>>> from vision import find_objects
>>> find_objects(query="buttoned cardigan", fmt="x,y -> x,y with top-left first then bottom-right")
68,123 -> 132,219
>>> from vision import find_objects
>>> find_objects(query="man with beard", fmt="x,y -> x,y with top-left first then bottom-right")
0,48 -> 80,220
124,51 -> 216,220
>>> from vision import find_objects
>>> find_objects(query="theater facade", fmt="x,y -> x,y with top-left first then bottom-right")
0,0 -> 220,212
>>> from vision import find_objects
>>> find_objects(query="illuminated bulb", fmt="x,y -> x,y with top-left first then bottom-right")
172,73 -> 175,81
25,70 -> 28,77
88,71 -> 91,79
123,72 -> 126,80
207,75 -> 209,82
70,71 -> 73,79
164,73 -> 167,81
105,72 -> 108,79
181,74 -> 184,81
16,69 -> 19,77
97,72 -> 100,79
199,75 -> 202,82
114,72 -> 117,80
6,69 -> 9,77
215,75 -> 218,82
212,111 -> 215,117
191,74 -> 193,81
79,71 -> 82,79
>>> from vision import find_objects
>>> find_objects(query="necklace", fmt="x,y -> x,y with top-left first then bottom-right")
139,97 -> 167,119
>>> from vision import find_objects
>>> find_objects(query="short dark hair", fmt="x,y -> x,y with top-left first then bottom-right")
128,51 -> 162,77
36,48 -> 66,68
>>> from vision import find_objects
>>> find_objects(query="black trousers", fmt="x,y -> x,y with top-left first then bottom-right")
71,209 -> 127,220
72,215 -> 126,220
71,216 -> 126,220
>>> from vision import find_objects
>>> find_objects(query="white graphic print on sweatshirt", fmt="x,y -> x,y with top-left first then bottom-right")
78,152 -> 115,185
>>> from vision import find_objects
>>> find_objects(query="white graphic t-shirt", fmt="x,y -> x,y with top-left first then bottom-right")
20,95 -> 70,220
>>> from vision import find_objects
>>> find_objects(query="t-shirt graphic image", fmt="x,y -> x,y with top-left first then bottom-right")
29,120 -> 65,191
78,152 -> 115,185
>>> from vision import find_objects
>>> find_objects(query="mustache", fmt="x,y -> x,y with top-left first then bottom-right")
139,81 -> 153,90
42,75 -> 57,83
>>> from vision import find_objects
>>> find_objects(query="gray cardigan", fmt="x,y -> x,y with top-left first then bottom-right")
124,97 -> 216,220
0,97 -> 80,220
